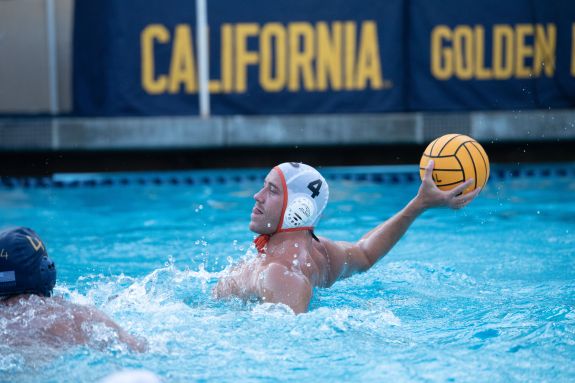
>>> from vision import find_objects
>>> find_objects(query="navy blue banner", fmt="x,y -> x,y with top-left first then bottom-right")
73,0 -> 575,116
409,0 -> 575,110
206,0 -> 404,114
73,0 -> 404,116
74,1 -> 199,116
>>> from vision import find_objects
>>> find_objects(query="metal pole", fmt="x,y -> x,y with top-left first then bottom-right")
196,0 -> 210,118
45,0 -> 59,115
45,0 -> 60,149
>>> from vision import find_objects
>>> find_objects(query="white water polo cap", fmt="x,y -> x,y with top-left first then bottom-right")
274,162 -> 329,233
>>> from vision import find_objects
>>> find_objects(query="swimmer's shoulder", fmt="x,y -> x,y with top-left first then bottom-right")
314,236 -> 356,285
258,262 -> 312,314
311,236 -> 342,287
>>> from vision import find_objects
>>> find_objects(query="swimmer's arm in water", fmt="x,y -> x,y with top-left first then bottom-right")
212,261 -> 253,299
213,262 -> 312,314
321,161 -> 481,282
73,304 -> 148,352
213,273 -> 242,299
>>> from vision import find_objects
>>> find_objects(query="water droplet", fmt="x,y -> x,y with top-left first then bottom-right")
292,260 -> 299,266
536,210 -> 540,215
293,254 -> 297,258
306,263 -> 311,267
267,223 -> 271,228
294,243 -> 299,248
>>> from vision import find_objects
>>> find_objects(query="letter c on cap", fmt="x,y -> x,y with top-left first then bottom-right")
26,236 -> 45,252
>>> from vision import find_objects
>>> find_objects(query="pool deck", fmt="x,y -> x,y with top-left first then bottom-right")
1,110 -> 574,151
1,110 -> 574,175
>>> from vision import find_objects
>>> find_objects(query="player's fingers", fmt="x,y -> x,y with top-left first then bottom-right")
452,187 -> 481,207
450,178 -> 474,196
423,160 -> 435,182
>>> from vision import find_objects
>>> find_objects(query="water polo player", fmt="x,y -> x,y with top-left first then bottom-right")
0,227 -> 146,352
214,161 -> 480,313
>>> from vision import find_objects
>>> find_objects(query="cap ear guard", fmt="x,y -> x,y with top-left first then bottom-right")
39,255 -> 56,297
284,196 -> 316,228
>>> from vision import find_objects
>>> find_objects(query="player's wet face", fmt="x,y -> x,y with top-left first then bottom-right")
249,170 -> 284,234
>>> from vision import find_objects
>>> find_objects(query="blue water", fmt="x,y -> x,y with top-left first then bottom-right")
1,165 -> 574,382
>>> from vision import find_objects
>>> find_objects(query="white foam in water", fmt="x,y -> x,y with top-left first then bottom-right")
252,302 -> 295,316
84,258 -> 245,355
99,370 -> 161,383
0,352 -> 25,374
314,307 -> 401,333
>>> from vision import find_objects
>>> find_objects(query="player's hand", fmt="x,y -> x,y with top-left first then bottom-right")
416,160 -> 481,210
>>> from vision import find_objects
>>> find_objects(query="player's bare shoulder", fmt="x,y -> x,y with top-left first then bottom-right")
314,236 -> 368,285
310,236 -> 341,287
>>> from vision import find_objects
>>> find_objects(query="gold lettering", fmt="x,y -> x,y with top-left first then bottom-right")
209,27 -> 222,93
453,26 -> 473,80
344,22 -> 357,89
533,23 -> 556,77
431,26 -> 453,80
260,23 -> 287,92
288,22 -> 316,91
26,236 -> 44,252
356,21 -> 383,89
515,24 -> 534,79
493,25 -> 514,79
474,26 -> 492,80
235,24 -> 260,93
168,24 -> 197,93
142,21 -> 391,95
221,24 -> 234,92
316,22 -> 343,91
572,23 -> 575,77
141,24 -> 169,94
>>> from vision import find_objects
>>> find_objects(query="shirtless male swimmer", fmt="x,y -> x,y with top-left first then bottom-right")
0,227 -> 146,351
214,161 -> 480,314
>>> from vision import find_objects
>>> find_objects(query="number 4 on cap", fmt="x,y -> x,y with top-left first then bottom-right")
307,180 -> 322,198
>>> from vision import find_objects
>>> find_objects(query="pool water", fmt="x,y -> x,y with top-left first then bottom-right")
1,165 -> 574,382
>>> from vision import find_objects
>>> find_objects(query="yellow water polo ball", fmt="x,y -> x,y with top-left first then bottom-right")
419,134 -> 490,194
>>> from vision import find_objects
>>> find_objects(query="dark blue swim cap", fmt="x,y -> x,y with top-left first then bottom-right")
0,227 -> 56,297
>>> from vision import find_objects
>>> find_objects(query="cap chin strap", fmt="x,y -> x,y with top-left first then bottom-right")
254,234 -> 270,253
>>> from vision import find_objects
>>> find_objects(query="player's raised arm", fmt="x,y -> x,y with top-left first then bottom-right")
321,160 -> 480,282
